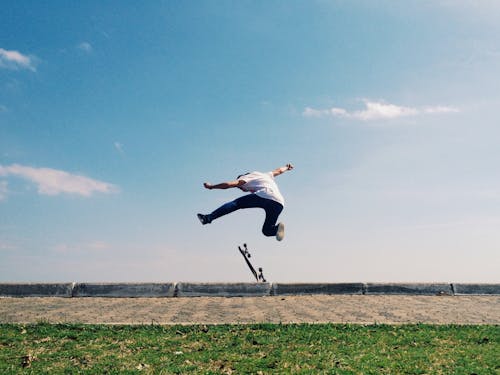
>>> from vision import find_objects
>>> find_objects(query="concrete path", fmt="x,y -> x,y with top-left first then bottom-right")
1,295 -> 499,325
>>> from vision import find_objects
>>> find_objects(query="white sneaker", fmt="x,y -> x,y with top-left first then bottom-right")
276,222 -> 285,241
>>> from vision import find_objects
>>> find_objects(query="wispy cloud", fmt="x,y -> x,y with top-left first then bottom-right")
77,42 -> 93,53
0,48 -> 37,71
421,106 -> 460,114
0,241 -> 16,251
303,100 -> 459,121
53,240 -> 110,254
114,142 -> 124,154
0,164 -> 118,198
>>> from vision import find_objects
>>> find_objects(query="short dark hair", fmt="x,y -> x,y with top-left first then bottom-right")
236,172 -> 250,180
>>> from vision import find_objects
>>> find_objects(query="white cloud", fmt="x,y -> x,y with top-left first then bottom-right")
303,100 -> 459,121
422,106 -> 460,114
355,101 -> 419,120
0,48 -> 37,71
302,107 -> 348,118
77,42 -> 93,53
0,164 -> 118,197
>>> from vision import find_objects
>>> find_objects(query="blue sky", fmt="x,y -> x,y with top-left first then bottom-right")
1,1 -> 499,282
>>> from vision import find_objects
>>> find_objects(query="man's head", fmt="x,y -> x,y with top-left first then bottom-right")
236,172 -> 249,191
236,172 -> 250,180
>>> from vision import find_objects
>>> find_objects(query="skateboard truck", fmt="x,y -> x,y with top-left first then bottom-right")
241,243 -> 251,258
258,267 -> 266,282
238,243 -> 266,282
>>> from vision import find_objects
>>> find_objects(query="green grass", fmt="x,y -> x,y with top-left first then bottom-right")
0,323 -> 498,374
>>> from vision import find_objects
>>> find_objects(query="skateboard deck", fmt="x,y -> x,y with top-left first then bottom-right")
238,243 -> 266,282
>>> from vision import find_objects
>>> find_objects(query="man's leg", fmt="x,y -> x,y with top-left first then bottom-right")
233,195 -> 283,237
205,200 -> 238,223
199,195 -> 284,239
200,194 -> 258,224
261,200 -> 284,237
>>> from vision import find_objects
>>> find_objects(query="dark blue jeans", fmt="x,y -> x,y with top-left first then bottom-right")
208,194 -> 284,237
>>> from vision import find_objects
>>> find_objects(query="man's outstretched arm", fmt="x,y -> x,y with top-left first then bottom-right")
203,180 -> 245,190
272,163 -> 294,177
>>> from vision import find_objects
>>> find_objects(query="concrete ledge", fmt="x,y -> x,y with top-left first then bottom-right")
0,283 -> 74,297
72,283 -> 176,297
452,283 -> 500,295
1,282 -> 499,297
272,283 -> 364,296
176,283 -> 271,297
365,283 -> 453,295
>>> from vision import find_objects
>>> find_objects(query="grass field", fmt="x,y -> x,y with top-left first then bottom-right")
1,323 -> 498,374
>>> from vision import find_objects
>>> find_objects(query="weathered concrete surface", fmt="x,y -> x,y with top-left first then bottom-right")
453,283 -> 500,295
176,283 -> 271,297
0,283 -> 74,297
1,282 -> 498,298
72,283 -> 176,297
365,283 -> 453,295
1,295 -> 498,325
272,283 -> 363,295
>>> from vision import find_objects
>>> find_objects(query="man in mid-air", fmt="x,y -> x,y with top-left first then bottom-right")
197,164 -> 294,241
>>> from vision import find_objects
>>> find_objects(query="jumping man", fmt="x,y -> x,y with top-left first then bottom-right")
197,164 -> 294,241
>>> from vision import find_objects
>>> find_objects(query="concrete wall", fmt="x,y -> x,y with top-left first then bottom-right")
72,283 -> 176,297
0,283 -> 75,297
0,282 -> 498,297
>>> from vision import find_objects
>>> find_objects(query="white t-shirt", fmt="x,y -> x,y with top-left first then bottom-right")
239,171 -> 285,206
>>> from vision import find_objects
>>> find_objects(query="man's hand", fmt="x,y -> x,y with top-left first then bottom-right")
272,163 -> 294,177
203,182 -> 213,190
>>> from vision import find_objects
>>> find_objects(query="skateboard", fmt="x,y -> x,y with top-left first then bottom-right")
238,243 -> 266,282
